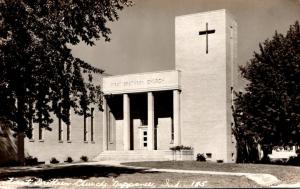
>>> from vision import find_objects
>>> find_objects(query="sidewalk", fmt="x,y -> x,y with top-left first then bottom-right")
97,161 -> 300,187
95,161 -> 280,187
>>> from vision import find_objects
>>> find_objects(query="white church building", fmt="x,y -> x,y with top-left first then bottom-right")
25,9 -> 238,163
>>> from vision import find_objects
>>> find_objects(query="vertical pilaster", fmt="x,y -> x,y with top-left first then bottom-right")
147,92 -> 155,150
123,94 -> 130,150
173,90 -> 181,146
102,96 -> 108,151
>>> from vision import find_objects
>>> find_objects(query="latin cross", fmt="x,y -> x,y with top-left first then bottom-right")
199,22 -> 215,54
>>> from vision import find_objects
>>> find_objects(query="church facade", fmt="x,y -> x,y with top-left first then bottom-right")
25,9 -> 238,163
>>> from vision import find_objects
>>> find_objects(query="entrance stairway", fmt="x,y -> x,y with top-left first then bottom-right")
93,150 -> 175,161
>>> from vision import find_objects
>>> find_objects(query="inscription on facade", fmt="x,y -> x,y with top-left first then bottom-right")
111,78 -> 164,88
103,71 -> 180,94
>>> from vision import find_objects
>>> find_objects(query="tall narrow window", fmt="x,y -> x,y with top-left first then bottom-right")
67,123 -> 71,142
84,112 -> 87,142
28,103 -> 34,142
58,117 -> 63,141
90,108 -> 94,142
38,122 -> 43,141
29,118 -> 34,142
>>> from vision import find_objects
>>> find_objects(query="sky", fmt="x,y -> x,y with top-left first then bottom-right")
71,0 -> 300,85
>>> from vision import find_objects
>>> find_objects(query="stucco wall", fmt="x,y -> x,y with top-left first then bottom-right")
25,108 -> 103,163
157,117 -> 172,150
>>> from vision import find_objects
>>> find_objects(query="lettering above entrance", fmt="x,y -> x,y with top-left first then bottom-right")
103,70 -> 181,94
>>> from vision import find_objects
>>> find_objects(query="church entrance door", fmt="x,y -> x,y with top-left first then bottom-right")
139,126 -> 148,150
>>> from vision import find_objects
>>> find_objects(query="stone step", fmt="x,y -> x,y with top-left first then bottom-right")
95,155 -> 172,161
100,150 -> 173,155
94,150 -> 175,161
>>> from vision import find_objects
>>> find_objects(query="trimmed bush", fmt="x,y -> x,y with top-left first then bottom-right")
80,156 -> 88,162
0,160 -> 19,167
196,153 -> 206,162
65,157 -> 73,163
296,149 -> 300,156
25,156 -> 39,166
272,159 -> 286,165
287,156 -> 300,166
50,157 -> 59,164
259,155 -> 271,164
170,145 -> 193,151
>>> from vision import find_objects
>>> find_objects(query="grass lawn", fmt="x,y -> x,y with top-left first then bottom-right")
3,161 -> 300,188
1,172 -> 259,188
62,172 -> 259,188
0,163 -> 260,188
123,161 -> 300,184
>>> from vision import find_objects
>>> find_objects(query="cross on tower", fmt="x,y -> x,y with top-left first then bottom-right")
199,22 -> 215,54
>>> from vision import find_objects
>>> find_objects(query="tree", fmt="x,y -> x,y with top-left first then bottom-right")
232,21 -> 300,162
0,0 -> 131,138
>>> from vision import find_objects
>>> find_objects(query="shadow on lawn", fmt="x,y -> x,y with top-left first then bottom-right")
0,164 -> 155,181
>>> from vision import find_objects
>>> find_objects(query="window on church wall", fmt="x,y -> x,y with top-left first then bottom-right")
56,107 -> 71,142
82,108 -> 95,143
58,117 -> 63,142
28,118 -> 34,142
66,123 -> 71,142
90,108 -> 94,142
27,103 -> 35,142
38,122 -> 43,141
83,113 -> 87,142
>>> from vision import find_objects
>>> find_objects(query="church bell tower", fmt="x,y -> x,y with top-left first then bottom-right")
175,9 -> 238,162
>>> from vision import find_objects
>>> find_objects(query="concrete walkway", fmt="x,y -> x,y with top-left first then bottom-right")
95,161 -> 280,187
